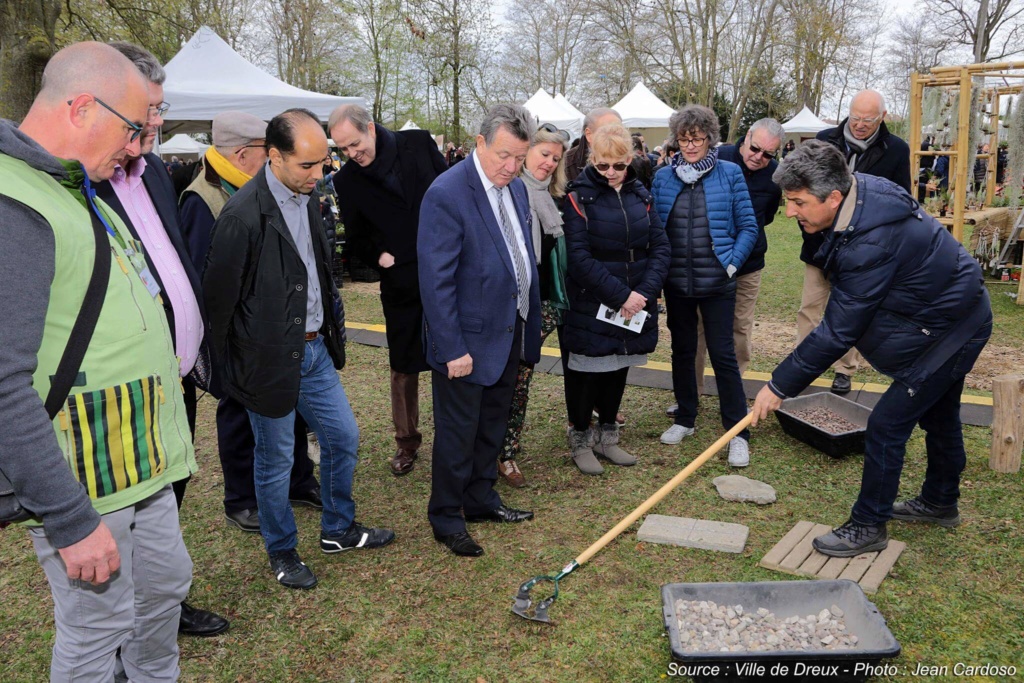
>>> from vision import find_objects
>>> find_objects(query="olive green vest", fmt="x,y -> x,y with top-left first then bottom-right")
0,153 -> 196,518
182,156 -> 230,219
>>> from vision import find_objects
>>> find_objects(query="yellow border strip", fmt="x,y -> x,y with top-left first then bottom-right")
351,323 -> 994,407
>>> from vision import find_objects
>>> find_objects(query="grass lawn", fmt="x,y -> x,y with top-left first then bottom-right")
2,214 -> 1022,681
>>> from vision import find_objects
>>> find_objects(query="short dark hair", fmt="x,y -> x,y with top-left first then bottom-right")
772,139 -> 852,201
266,108 -> 320,154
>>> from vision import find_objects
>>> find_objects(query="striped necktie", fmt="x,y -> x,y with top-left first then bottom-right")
495,185 -> 530,321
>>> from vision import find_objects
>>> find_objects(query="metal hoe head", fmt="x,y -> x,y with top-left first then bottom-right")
511,561 -> 577,625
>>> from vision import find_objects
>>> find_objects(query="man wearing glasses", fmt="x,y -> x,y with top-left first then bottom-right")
806,90 -> 911,395
0,42 -> 196,680
94,41 -> 229,639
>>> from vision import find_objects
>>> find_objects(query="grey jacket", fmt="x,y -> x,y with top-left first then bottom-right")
0,120 -> 101,547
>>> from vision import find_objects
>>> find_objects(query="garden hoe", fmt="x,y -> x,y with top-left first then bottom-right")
512,412 -> 754,624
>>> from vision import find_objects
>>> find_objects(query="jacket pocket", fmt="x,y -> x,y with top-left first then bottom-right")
460,315 -> 484,333
57,375 -> 167,500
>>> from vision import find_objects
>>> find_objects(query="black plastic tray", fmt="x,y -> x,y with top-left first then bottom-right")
662,580 -> 900,682
775,392 -> 871,458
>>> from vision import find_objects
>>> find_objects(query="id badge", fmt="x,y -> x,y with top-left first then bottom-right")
138,265 -> 163,298
124,243 -> 162,299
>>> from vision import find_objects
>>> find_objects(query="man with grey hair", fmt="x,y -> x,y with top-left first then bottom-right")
418,103 -> 541,557
329,103 -> 448,478
0,41 -> 196,679
94,40 -> 229,638
685,118 -> 784,402
751,140 -> 991,557
564,106 -> 623,182
805,89 -> 911,395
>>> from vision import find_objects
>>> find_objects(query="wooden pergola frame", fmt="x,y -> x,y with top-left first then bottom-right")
909,61 -> 1024,244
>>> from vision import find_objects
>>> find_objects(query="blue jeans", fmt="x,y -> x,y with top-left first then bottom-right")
851,321 -> 991,525
247,336 -> 359,554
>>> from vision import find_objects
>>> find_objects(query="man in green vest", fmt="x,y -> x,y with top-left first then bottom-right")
0,42 -> 197,680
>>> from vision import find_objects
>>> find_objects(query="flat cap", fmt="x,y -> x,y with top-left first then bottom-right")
212,111 -> 267,148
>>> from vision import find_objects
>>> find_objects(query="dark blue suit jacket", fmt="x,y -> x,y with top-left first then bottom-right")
418,152 -> 542,386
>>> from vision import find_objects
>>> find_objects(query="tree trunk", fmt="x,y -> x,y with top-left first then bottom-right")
0,0 -> 61,122
974,0 -> 989,63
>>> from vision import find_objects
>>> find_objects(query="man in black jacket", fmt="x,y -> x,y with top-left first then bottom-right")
329,104 -> 447,477
803,90 -> 912,395
204,109 -> 394,589
95,41 -> 228,638
752,141 -> 991,557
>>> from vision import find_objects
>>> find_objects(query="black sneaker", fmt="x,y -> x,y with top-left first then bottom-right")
892,496 -> 961,527
269,549 -> 317,589
812,519 -> 888,557
320,522 -> 395,554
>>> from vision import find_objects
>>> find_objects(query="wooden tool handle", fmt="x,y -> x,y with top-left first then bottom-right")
574,412 -> 754,567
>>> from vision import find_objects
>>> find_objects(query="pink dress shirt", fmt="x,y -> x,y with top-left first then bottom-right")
110,157 -> 204,377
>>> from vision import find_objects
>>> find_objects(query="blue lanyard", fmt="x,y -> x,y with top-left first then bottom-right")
81,171 -> 126,250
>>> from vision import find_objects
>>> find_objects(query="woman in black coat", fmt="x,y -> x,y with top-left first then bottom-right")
562,124 -> 670,475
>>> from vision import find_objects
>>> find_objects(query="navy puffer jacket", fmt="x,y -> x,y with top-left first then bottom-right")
771,174 -> 991,398
652,160 -> 758,298
562,165 -> 671,357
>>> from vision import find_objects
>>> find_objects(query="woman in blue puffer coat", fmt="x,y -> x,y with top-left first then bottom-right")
562,124 -> 670,475
652,105 -> 758,466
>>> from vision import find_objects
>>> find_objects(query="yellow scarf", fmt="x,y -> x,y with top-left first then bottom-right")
205,146 -> 253,189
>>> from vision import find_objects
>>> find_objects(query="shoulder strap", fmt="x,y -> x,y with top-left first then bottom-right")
44,203 -> 111,420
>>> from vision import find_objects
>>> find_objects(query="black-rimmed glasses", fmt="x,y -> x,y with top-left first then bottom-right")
67,96 -> 144,142
149,102 -> 171,117
678,136 -> 708,148
538,122 -> 570,142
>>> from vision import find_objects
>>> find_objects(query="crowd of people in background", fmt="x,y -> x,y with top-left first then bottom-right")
0,38 -> 995,681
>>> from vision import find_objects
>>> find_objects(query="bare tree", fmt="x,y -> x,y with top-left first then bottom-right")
922,0 -> 1024,61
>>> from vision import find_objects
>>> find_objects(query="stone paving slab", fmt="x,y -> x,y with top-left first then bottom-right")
637,514 -> 748,554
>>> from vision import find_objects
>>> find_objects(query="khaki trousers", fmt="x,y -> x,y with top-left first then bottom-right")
695,270 -> 761,394
796,263 -> 863,375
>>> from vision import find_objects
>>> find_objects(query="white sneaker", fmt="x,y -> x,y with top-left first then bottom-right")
660,424 -> 695,445
728,437 -> 750,467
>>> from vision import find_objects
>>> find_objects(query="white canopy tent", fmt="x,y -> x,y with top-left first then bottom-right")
522,88 -> 582,136
611,82 -> 675,146
782,106 -> 832,140
552,94 -> 584,139
156,133 -> 207,159
162,26 -> 365,135
399,120 -> 420,130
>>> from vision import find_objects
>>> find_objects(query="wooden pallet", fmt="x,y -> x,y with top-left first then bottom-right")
758,520 -> 905,595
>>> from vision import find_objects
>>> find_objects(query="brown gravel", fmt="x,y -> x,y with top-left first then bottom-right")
787,407 -> 862,434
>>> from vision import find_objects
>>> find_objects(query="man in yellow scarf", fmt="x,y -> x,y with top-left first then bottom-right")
179,112 -> 324,534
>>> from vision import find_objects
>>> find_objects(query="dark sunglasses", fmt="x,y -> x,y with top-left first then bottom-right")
538,122 -> 570,142
67,96 -> 144,142
748,142 -> 778,161
595,162 -> 629,172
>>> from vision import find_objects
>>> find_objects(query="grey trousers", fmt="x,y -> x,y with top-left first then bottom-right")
797,263 -> 864,375
30,485 -> 192,682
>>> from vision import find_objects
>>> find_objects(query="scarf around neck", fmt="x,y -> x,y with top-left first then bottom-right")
521,168 -> 564,263
673,146 -> 718,184
842,120 -> 882,171
205,146 -> 252,189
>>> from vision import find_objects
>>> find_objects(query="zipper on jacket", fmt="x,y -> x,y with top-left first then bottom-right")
618,191 -> 631,283
686,183 -> 696,297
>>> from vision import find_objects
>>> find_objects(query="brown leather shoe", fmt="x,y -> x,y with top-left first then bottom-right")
497,459 -> 526,488
390,448 -> 417,476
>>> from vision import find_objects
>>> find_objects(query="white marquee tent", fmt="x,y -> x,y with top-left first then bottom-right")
552,94 -> 584,138
522,89 -> 583,136
782,106 -> 832,139
611,82 -> 675,146
399,120 -> 421,131
162,26 -> 365,134
156,133 -> 207,158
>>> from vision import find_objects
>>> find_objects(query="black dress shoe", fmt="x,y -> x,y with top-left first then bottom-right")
831,372 -> 852,395
178,601 -> 230,637
465,504 -> 534,524
224,508 -> 260,533
434,530 -> 484,557
289,487 -> 323,509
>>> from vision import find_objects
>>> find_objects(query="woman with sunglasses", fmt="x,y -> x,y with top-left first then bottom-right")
497,123 -> 569,487
652,104 -> 758,466
561,124 -> 670,475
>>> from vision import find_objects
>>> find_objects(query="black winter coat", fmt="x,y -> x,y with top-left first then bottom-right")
801,121 -> 912,265
771,174 -> 991,398
562,165 -> 670,357
716,144 -> 781,275
203,166 -> 346,417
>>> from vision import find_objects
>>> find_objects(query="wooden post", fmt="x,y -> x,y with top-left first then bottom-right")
990,375 -> 1024,472
909,73 -> 922,201
986,91 -> 998,207
952,68 -> 972,243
